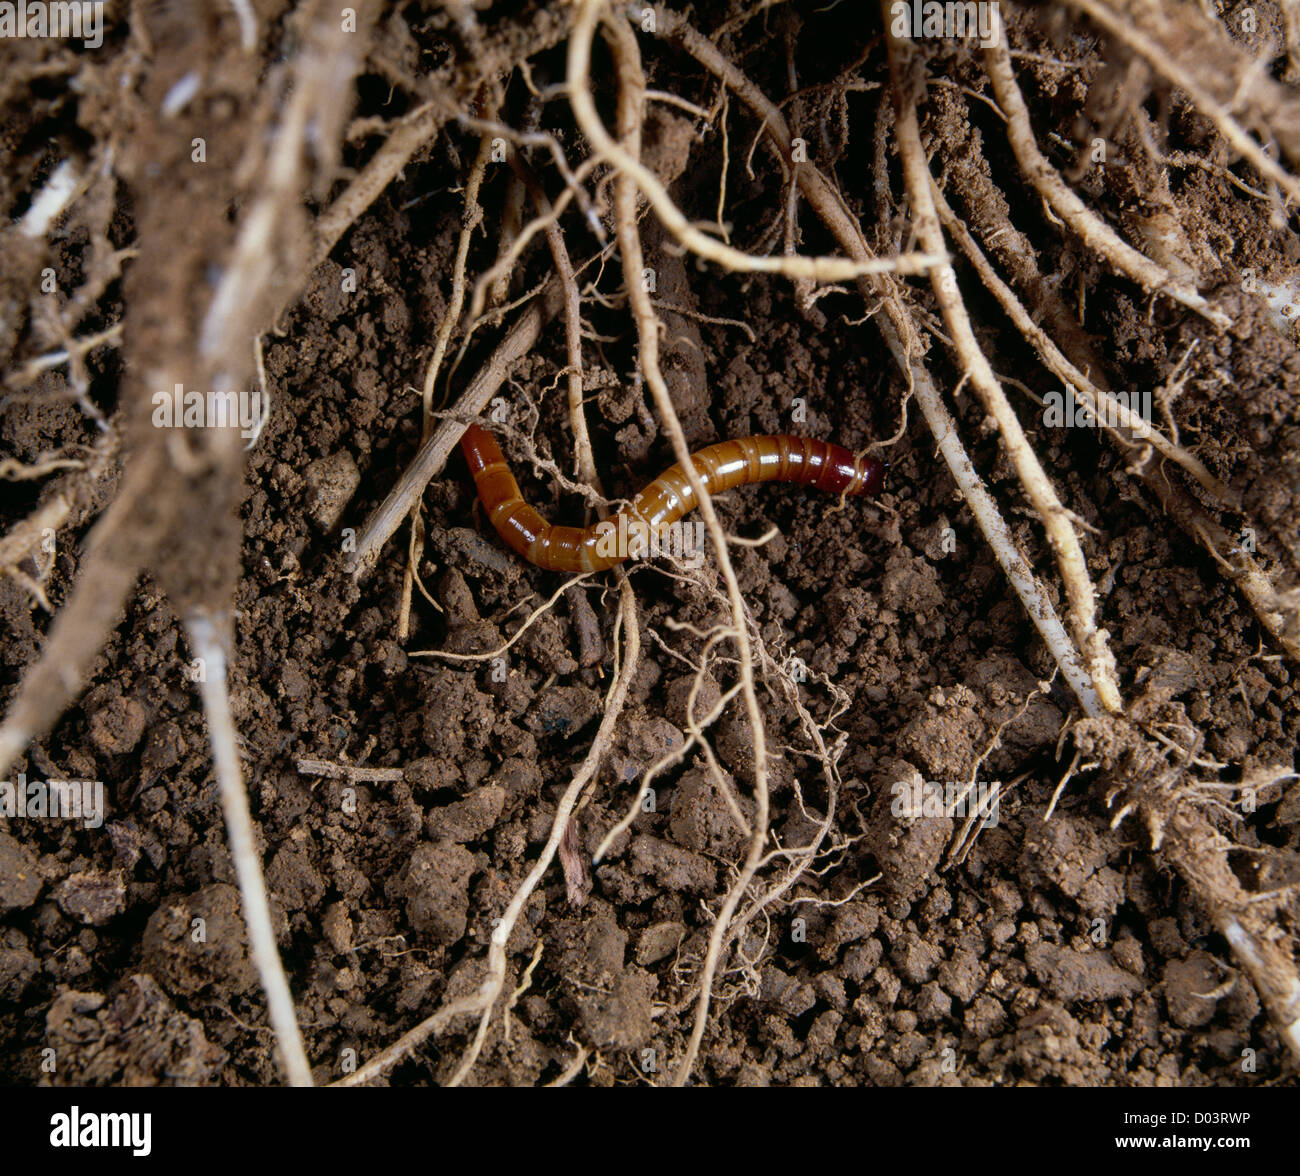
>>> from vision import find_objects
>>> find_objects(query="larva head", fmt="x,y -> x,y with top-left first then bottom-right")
856,456 -> 885,497
819,443 -> 885,497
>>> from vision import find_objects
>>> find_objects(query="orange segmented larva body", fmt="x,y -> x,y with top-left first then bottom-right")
461,424 -> 886,573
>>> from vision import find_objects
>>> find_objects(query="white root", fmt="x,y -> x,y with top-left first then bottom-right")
186,615 -> 313,1087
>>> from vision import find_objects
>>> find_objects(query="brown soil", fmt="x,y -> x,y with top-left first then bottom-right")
1,1 -> 1298,1086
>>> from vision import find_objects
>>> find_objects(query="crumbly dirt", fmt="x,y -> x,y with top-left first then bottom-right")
1,2 -> 1298,1086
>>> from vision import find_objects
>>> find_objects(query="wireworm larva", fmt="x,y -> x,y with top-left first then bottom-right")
461,424 -> 885,573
